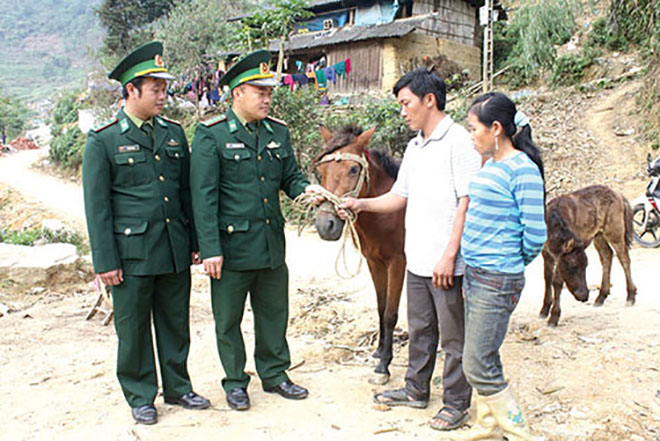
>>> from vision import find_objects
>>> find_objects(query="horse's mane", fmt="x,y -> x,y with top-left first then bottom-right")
314,125 -> 400,179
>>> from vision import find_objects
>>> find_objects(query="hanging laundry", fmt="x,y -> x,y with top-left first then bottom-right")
292,73 -> 309,87
283,74 -> 295,91
315,69 -> 327,91
324,66 -> 337,84
335,61 -> 346,79
306,71 -> 319,90
345,57 -> 352,75
295,60 -> 304,72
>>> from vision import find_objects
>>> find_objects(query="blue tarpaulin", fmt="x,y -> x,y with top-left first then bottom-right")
354,0 -> 399,26
297,10 -> 350,31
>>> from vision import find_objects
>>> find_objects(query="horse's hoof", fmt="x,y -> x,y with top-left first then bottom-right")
372,349 -> 382,359
368,373 -> 390,385
547,321 -> 558,328
539,311 -> 549,318
593,300 -> 605,307
626,299 -> 635,307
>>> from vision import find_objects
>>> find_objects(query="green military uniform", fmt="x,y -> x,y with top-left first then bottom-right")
190,51 -> 309,392
82,42 -> 197,408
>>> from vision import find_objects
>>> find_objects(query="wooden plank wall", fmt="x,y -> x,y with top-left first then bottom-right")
326,40 -> 383,93
412,0 -> 479,46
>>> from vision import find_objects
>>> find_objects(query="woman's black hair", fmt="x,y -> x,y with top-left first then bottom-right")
469,92 -> 544,181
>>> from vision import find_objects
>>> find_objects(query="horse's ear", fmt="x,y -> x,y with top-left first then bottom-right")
319,124 -> 333,144
355,126 -> 377,151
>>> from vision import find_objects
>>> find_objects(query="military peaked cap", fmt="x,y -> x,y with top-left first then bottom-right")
109,41 -> 175,86
220,50 -> 279,91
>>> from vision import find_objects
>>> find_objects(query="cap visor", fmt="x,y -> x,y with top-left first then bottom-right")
144,72 -> 175,80
245,76 -> 280,87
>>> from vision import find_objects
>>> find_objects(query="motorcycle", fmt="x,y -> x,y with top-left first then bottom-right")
631,153 -> 660,248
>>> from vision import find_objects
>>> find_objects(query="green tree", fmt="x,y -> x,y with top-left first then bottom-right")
240,0 -> 312,78
96,0 -> 174,64
156,0 -> 246,72
0,95 -> 33,139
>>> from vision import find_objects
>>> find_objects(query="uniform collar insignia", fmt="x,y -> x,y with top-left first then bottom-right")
120,118 -> 130,133
266,141 -> 280,149
262,120 -> 273,133
228,119 -> 238,133
167,139 -> 178,146
157,117 -> 168,127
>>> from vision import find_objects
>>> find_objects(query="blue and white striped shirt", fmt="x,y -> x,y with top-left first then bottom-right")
461,152 -> 547,274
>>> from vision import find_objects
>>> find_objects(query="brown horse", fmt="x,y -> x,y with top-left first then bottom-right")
541,185 -> 636,327
314,125 -> 406,384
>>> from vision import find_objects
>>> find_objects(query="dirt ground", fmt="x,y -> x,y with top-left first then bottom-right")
1,82 -> 660,440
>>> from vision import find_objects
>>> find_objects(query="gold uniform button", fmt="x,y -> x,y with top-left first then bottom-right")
155,154 -> 161,161
266,218 -> 270,225
164,196 -> 169,202
257,155 -> 262,161
159,175 -> 165,182
128,157 -> 134,164
260,176 -> 265,182
165,218 -> 170,223
227,225 -> 234,233
263,198 -> 268,204
175,152 -> 180,158
234,154 -> 240,161
124,228 -> 131,235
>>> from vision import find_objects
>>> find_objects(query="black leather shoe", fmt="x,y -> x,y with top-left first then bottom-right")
226,387 -> 250,411
164,391 -> 210,409
131,404 -> 157,425
264,380 -> 308,400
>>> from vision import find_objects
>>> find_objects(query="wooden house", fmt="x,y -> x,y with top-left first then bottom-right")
270,0 -> 494,93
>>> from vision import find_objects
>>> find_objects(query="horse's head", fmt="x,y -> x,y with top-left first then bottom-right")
314,125 -> 376,241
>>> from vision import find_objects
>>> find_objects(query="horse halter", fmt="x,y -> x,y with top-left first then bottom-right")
315,151 -> 370,198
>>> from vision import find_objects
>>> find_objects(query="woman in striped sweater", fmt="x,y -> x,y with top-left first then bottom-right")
451,92 -> 546,441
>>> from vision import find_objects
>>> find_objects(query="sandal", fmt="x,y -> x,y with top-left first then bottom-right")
430,406 -> 470,431
373,388 -> 428,409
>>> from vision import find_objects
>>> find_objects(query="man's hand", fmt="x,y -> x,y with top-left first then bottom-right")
338,197 -> 363,220
432,255 -> 455,290
191,251 -> 202,265
203,256 -> 224,280
304,184 -> 326,205
99,269 -> 123,286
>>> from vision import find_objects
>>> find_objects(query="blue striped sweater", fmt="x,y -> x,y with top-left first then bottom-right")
461,152 -> 547,274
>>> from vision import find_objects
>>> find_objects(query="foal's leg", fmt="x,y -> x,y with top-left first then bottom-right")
593,234 -> 613,306
609,237 -> 637,306
366,258 -> 388,360
540,249 -> 555,318
548,267 -> 564,327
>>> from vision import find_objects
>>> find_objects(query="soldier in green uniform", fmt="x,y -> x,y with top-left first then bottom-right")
190,50 -> 322,411
82,41 -> 210,425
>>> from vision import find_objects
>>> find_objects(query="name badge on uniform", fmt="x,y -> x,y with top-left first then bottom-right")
167,139 -> 179,146
226,143 -> 245,149
266,141 -> 280,149
117,144 -> 140,153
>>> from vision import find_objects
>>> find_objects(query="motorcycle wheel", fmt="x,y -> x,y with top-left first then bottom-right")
632,203 -> 660,248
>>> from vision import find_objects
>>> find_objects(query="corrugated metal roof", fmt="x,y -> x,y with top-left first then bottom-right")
269,14 -> 429,52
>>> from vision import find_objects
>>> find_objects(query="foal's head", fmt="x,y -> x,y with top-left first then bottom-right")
314,125 -> 376,241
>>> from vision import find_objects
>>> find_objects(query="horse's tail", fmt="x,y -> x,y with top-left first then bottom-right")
623,196 -> 633,249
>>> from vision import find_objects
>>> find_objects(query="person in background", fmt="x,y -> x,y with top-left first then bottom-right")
451,92 -> 546,441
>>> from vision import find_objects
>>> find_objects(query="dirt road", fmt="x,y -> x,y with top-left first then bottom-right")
1,103 -> 659,440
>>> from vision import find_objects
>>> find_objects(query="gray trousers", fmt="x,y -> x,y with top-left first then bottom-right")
403,271 -> 472,411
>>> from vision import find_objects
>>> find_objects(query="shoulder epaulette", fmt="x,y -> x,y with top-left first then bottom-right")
266,115 -> 287,126
160,115 -> 181,126
92,117 -> 118,133
202,114 -> 227,127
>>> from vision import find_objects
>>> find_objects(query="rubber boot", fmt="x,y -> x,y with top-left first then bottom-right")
484,385 -> 532,441
450,394 -> 499,441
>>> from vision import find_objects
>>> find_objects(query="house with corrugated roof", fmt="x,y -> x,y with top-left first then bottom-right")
266,0 -> 496,92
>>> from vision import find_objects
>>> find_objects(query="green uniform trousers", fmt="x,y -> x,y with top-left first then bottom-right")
210,263 -> 291,391
111,270 -> 193,407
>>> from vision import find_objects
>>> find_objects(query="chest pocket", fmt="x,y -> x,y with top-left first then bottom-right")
113,151 -> 150,186
221,148 -> 253,184
265,146 -> 290,181
164,146 -> 184,180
